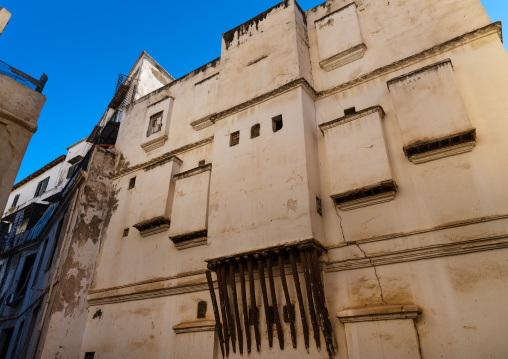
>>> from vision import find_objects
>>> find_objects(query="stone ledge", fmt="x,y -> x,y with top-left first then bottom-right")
326,234 -> 508,272
319,106 -> 384,134
112,136 -> 213,179
404,129 -> 476,164
143,156 -> 182,172
320,22 -> 502,98
319,43 -> 367,72
172,320 -> 216,334
190,78 -> 318,131
190,115 -> 215,130
140,135 -> 168,153
331,180 -> 397,211
133,216 -> 171,237
337,305 -> 421,323
169,229 -> 208,250
174,164 -> 212,180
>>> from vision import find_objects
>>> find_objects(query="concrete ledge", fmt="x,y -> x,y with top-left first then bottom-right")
133,216 -> 171,237
336,191 -> 396,211
320,43 -> 367,72
172,320 -> 216,334
174,164 -> 212,180
319,106 -> 385,134
140,135 -> 168,152
331,180 -> 397,211
169,229 -> 208,250
337,305 -> 421,323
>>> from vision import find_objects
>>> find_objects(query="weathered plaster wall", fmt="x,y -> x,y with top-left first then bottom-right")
0,7 -> 11,34
305,0 -> 491,91
316,31 -> 508,246
207,89 -> 319,258
38,146 -> 116,359
324,248 -> 508,358
78,0 -> 508,358
0,75 -> 46,215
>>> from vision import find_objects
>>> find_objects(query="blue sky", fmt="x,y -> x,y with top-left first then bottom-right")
1,0 -> 506,182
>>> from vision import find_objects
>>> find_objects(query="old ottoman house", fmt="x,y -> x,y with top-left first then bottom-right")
2,0 -> 508,358
74,0 -> 508,358
0,52 -> 171,358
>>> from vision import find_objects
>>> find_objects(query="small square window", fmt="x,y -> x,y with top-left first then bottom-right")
128,177 -> 136,189
316,197 -> 322,216
197,301 -> 207,318
251,124 -> 260,139
84,353 -> 95,359
147,112 -> 163,137
123,228 -> 129,237
272,115 -> 283,132
230,131 -> 240,147
344,107 -> 356,116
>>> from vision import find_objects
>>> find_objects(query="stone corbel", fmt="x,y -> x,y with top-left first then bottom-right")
133,216 -> 171,237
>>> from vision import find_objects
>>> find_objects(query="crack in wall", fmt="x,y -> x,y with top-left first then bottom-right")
354,242 -> 388,305
413,318 -> 423,358
335,208 -> 387,304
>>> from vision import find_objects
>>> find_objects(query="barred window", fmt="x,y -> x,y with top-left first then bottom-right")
230,131 -> 240,147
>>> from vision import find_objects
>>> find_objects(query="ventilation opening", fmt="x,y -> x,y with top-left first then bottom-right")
198,160 -> 206,167
251,124 -> 260,138
316,197 -> 322,216
123,228 -> 129,237
344,107 -> 356,116
272,115 -> 283,132
197,301 -> 207,318
230,131 -> 240,147
128,177 -> 136,189
84,352 -> 95,359
93,309 -> 103,319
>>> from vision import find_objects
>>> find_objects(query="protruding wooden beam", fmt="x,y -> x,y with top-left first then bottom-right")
255,253 -> 273,348
266,253 -> 284,350
228,260 -> 243,355
310,249 -> 335,356
221,263 -> 236,353
206,269 -> 225,358
300,249 -> 320,350
237,258 -> 251,354
216,261 -> 230,357
276,250 -> 297,349
288,248 -> 309,351
246,256 -> 261,352
305,250 -> 329,355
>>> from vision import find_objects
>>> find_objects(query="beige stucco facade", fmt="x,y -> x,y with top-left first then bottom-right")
0,75 -> 46,222
0,7 -> 11,35
0,7 -> 47,221
67,0 -> 508,358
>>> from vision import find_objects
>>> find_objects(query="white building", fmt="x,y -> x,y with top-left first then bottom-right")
2,0 -> 508,358
0,51 -> 172,358
71,0 -> 508,358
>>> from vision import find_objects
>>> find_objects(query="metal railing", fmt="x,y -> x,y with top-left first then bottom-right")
0,60 -> 48,93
